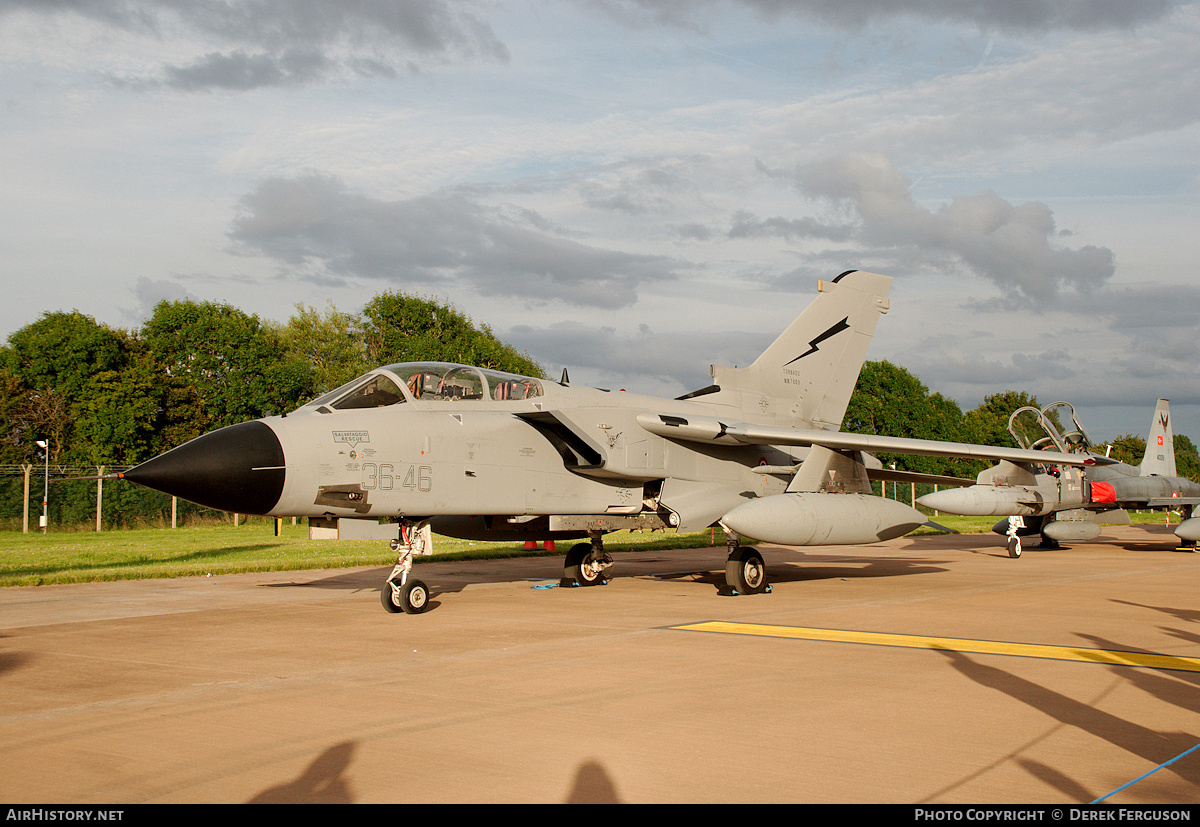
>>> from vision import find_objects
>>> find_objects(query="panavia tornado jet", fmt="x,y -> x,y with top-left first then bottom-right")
119,270 -> 1093,613
918,399 -> 1200,557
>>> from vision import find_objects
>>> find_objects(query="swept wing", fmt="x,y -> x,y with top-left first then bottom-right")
635,412 -> 1095,468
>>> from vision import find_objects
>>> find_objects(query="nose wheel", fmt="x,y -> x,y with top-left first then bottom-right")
1006,516 -> 1023,558
382,576 -> 430,614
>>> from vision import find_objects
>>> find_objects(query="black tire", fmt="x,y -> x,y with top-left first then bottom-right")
382,578 -> 431,613
400,579 -> 430,613
1007,535 -> 1022,559
564,543 -> 604,586
726,548 -> 767,594
381,580 -> 403,613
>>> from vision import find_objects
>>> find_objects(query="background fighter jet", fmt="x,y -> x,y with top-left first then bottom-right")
118,270 -> 1092,613
918,399 -> 1200,557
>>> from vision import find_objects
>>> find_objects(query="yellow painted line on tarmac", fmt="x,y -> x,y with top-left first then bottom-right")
672,621 -> 1200,672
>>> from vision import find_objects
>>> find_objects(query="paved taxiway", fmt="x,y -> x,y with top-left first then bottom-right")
1,524 -> 1199,804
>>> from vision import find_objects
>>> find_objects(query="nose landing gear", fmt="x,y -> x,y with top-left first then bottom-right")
1006,516 -> 1024,558
382,521 -> 433,614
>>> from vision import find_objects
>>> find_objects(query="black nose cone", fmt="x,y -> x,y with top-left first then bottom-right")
121,420 -> 286,515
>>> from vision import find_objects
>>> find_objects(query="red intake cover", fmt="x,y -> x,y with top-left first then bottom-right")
1090,481 -> 1117,504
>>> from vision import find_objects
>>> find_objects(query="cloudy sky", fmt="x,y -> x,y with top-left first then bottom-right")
2,0 -> 1198,442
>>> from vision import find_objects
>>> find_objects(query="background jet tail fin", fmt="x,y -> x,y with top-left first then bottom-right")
709,270 -> 892,429
1140,398 -> 1176,477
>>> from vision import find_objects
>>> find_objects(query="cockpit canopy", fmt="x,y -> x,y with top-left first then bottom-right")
1007,401 -> 1093,454
303,362 -> 544,411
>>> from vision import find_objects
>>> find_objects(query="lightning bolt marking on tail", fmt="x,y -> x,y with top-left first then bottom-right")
784,317 -> 850,366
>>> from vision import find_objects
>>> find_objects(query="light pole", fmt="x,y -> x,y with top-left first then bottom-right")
36,440 -> 48,533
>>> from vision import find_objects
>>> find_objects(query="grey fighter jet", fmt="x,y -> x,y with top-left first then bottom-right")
918,399 -> 1200,557
119,270 -> 1093,613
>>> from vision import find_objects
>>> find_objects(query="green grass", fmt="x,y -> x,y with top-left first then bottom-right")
0,509 -> 1179,587
0,523 -> 726,587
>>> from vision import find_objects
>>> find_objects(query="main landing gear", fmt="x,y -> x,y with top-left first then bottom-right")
561,532 -> 614,587
560,528 -> 772,596
382,521 -> 432,614
557,529 -> 770,597
721,530 -> 771,596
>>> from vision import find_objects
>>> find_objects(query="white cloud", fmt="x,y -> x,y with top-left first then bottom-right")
787,153 -> 1115,301
227,174 -> 688,309
3,0 -> 510,89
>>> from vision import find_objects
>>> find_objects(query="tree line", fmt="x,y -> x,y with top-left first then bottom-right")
0,294 -> 543,527
1,294 -> 1194,527
842,360 -> 1200,482
1,294 -> 543,468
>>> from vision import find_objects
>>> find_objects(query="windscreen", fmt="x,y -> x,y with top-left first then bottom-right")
330,373 -> 406,410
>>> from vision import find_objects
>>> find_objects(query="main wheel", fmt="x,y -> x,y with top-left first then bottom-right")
564,543 -> 605,586
726,548 -> 767,594
381,578 -> 431,613
1007,535 -> 1022,558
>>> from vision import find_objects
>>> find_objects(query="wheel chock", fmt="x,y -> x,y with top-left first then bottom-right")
718,584 -> 772,596
557,577 -> 608,588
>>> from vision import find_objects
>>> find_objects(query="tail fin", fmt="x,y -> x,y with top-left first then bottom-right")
706,270 -> 892,429
1140,398 -> 1176,476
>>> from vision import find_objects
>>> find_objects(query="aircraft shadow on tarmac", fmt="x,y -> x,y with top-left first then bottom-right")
1111,539 -> 1194,553
1112,599 -> 1200,626
564,760 -> 622,803
646,554 -> 952,588
252,524 -> 1200,611
1102,524 -> 1194,553
0,635 -> 33,678
247,740 -> 356,804
927,581 -> 1200,801
935,647 -> 1200,802
255,548 -> 956,614
245,738 -> 623,803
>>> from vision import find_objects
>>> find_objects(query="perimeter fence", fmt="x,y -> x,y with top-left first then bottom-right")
0,464 -> 239,532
